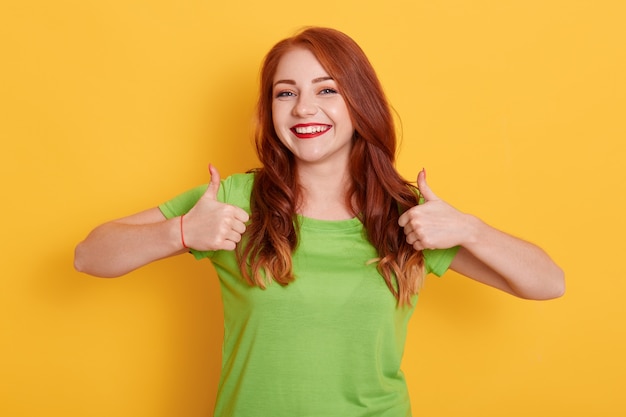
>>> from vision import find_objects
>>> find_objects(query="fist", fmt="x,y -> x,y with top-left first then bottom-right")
181,164 -> 250,251
398,169 -> 469,251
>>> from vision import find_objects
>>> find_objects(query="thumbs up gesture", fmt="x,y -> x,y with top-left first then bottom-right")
181,164 -> 250,251
398,169 -> 471,251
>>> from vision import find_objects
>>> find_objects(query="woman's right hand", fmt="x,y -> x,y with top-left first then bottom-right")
181,164 -> 249,251
74,164 -> 249,277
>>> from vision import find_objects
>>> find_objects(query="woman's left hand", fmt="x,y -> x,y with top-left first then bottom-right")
398,169 -> 473,251
399,169 -> 565,300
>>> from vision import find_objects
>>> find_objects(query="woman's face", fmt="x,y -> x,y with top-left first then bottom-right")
272,47 -> 355,170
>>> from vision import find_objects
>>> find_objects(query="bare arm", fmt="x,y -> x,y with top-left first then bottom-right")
74,208 -> 186,277
398,169 -> 565,300
74,165 -> 249,278
448,219 -> 565,300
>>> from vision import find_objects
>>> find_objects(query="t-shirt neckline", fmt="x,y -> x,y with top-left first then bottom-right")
296,214 -> 363,231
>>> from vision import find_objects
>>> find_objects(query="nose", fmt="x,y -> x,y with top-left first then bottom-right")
292,93 -> 317,117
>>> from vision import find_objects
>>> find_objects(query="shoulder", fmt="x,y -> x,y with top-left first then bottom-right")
221,172 -> 255,190
218,172 -> 255,212
158,172 -> 254,219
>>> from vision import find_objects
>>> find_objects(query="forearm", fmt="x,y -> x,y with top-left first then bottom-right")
456,215 -> 565,300
74,215 -> 186,278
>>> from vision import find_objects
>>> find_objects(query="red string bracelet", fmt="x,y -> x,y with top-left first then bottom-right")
180,214 -> 189,249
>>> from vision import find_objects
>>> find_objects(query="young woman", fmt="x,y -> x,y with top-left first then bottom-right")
75,27 -> 564,417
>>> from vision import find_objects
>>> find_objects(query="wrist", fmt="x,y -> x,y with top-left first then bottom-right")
180,215 -> 189,250
461,213 -> 484,247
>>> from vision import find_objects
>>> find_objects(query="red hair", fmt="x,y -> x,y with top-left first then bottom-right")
239,27 -> 423,305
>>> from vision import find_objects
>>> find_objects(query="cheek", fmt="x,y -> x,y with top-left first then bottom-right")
331,109 -> 354,133
272,103 -> 289,129
270,110 -> 289,145
328,101 -> 352,126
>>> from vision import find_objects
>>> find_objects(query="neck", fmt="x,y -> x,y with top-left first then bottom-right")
296,163 -> 354,220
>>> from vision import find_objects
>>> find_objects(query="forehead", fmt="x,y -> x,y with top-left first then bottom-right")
273,47 -> 330,81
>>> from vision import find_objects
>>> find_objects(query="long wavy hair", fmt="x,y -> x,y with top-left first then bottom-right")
238,27 -> 423,305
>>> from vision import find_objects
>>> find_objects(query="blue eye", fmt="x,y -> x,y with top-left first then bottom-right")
319,88 -> 337,95
275,91 -> 295,98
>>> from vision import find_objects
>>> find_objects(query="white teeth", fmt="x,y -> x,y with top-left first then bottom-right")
294,125 -> 329,134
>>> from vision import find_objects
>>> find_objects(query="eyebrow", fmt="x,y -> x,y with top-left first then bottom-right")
273,76 -> 334,87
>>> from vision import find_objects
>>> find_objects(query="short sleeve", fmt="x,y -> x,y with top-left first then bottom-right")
158,184 -> 213,260
423,246 -> 460,277
158,184 -> 208,219
157,173 -> 254,261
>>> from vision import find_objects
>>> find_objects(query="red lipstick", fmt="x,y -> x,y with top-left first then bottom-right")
290,123 -> 332,139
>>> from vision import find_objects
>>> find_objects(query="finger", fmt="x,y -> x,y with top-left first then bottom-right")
234,208 -> 250,223
220,240 -> 237,251
417,168 -> 439,202
409,234 -> 430,251
413,242 -> 425,251
230,219 -> 247,235
398,206 -> 421,229
226,229 -> 244,243
400,219 -> 414,235
405,234 -> 424,251
398,207 -> 416,227
398,210 -> 409,227
405,232 -> 419,245
204,163 -> 221,201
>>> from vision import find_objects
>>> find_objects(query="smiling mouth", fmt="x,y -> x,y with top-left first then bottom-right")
291,124 -> 332,139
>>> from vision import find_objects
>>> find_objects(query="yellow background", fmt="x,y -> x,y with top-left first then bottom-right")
1,0 -> 624,416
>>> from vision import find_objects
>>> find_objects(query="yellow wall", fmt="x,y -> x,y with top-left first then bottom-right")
2,1 -> 624,416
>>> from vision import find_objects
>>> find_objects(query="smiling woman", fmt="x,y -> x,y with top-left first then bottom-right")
271,48 -> 355,169
74,27 -> 564,417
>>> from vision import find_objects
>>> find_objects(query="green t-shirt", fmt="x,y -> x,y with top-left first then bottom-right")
159,173 -> 458,417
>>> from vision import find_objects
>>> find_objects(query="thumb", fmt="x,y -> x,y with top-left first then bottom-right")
204,163 -> 221,200
417,168 -> 439,202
